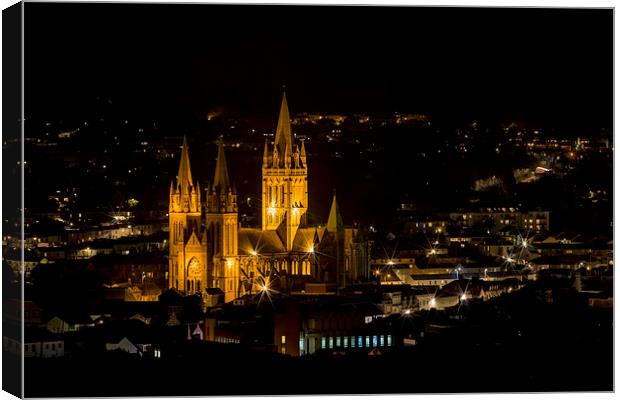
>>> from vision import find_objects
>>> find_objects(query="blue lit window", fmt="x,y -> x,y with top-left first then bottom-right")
299,338 -> 304,354
351,336 -> 356,348
336,337 -> 341,347
329,337 -> 333,349
387,335 -> 392,346
321,337 -> 326,349
372,335 -> 378,347
344,337 -> 349,348
365,336 -> 370,347
380,335 -> 385,346
358,336 -> 363,348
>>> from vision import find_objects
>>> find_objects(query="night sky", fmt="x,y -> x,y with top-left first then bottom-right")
26,4 -> 612,130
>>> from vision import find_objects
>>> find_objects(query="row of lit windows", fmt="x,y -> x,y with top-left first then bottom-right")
415,222 -> 446,228
215,337 -> 240,344
319,335 -> 392,350
24,342 -> 63,351
186,280 -> 201,292
254,259 -> 311,276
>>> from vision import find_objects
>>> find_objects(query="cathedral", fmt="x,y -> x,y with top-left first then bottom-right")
168,93 -> 370,304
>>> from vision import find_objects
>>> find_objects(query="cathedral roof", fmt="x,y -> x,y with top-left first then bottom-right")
238,228 -> 286,254
274,92 -> 293,156
291,227 -> 321,253
238,227 -> 327,256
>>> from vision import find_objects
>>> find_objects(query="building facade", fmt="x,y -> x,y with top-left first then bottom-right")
168,136 -> 209,297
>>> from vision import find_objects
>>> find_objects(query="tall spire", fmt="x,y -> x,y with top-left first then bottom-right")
274,91 -> 293,157
326,190 -> 344,233
177,136 -> 194,193
213,139 -> 230,191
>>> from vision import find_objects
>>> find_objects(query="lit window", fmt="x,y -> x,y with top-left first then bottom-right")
380,335 -> 385,346
358,336 -> 363,348
387,335 -> 392,346
372,336 -> 378,347
365,336 -> 370,347
299,338 -> 304,354
281,335 -> 286,344
321,337 -> 326,349
329,337 -> 333,349
343,337 -> 348,348
351,336 -> 356,348
336,337 -> 341,347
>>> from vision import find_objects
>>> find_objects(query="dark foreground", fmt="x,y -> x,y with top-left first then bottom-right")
23,339 -> 612,397
23,296 -> 612,397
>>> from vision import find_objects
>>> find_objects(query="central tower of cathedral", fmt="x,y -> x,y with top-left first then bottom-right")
261,92 -> 308,251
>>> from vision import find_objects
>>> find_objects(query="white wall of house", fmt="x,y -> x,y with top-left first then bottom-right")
4,337 -> 64,358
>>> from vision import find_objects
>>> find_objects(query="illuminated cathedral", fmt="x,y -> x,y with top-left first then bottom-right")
168,93 -> 370,303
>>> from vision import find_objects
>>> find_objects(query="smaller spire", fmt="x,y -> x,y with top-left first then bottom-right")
176,135 -> 194,194
293,144 -> 300,168
213,139 -> 230,192
300,139 -> 307,166
326,190 -> 344,233
284,141 -> 291,168
263,139 -> 270,167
